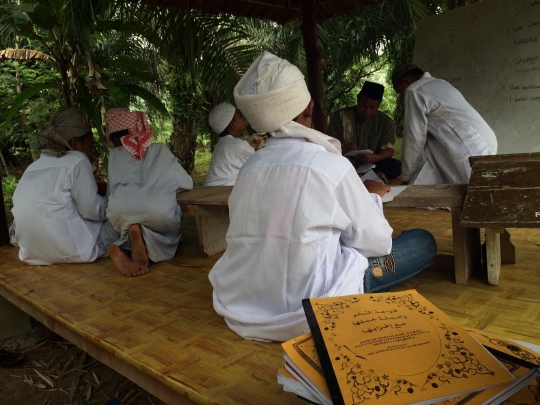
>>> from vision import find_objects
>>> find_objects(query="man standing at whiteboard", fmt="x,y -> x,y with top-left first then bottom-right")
392,64 -> 497,185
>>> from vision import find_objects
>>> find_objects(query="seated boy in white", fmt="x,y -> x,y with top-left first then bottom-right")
10,108 -> 108,265
204,103 -> 254,186
104,108 -> 193,277
208,52 -> 437,342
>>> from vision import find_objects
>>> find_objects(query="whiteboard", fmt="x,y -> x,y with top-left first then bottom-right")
413,0 -> 540,154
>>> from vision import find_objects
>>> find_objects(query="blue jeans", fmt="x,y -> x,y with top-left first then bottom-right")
364,229 -> 437,293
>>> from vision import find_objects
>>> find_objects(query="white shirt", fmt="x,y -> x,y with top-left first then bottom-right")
402,72 -> 497,184
209,137 -> 393,342
107,143 -> 193,234
204,135 -> 255,186
10,151 -> 107,265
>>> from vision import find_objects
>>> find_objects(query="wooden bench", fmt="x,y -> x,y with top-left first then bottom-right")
178,184 -> 480,285
461,153 -> 540,286
0,241 -> 301,405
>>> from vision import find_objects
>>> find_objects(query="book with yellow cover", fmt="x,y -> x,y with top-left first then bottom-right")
280,331 -> 539,405
302,290 -> 515,405
282,333 -> 332,404
431,329 -> 539,405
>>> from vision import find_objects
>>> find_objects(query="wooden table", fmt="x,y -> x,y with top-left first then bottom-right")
461,153 -> 540,285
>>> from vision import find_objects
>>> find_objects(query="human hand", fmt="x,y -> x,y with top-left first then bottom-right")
364,180 -> 391,198
357,153 -> 380,164
342,141 -> 358,156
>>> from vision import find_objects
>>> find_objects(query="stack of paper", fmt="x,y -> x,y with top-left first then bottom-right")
355,164 -> 376,174
344,149 -> 373,157
278,290 -> 540,405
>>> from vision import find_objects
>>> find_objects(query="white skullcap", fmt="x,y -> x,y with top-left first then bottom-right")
234,51 -> 311,133
209,103 -> 236,134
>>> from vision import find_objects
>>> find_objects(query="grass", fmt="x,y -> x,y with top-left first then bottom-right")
192,150 -> 212,186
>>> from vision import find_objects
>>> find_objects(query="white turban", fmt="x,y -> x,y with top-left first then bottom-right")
235,51 -> 341,155
209,103 -> 236,134
234,51 -> 311,133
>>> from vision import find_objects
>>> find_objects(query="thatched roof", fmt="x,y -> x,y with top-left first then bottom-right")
143,0 -> 375,24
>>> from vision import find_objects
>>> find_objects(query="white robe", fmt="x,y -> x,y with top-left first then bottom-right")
204,135 -> 255,186
106,143 -> 193,262
402,72 -> 498,184
208,137 -> 393,342
10,151 -> 107,265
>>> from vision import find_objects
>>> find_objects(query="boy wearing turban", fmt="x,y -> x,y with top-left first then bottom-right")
208,52 -> 437,342
104,108 -> 193,277
327,81 -> 402,179
204,103 -> 254,186
392,64 -> 497,185
10,107 -> 108,265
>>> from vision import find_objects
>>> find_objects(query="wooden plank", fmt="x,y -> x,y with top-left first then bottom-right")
469,152 -> 540,166
462,155 -> 540,228
192,205 -> 229,256
177,186 -> 232,206
0,243 -> 301,405
0,285 -> 197,405
485,228 -> 502,286
384,184 -> 467,208
452,207 -> 481,285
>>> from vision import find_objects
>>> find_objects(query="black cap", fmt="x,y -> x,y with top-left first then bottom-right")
358,81 -> 385,101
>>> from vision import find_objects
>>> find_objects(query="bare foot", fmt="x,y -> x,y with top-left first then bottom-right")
108,244 -> 148,277
129,224 -> 149,267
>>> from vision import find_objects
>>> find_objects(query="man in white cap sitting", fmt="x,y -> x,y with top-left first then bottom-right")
208,51 -> 437,342
204,103 -> 254,186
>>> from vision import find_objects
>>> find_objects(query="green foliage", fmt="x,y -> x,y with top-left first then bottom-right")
2,175 -> 18,212
0,0 -> 444,176
0,81 -> 57,130
0,58 -> 60,166
196,133 -> 211,151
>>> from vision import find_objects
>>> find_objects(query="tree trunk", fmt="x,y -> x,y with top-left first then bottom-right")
0,149 -> 10,178
170,114 -> 197,174
205,89 -> 220,152
168,67 -> 199,174
0,171 -> 10,247
300,0 -> 328,133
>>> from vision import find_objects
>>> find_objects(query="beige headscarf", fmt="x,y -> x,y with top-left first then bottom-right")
35,107 -> 91,157
234,51 -> 341,155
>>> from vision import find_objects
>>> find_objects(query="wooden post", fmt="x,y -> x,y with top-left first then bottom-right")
451,207 -> 481,285
190,205 -> 229,256
485,228 -> 502,286
300,0 -> 328,133
0,172 -> 9,247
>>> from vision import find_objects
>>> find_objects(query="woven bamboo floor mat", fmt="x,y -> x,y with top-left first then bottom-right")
0,208 -> 538,405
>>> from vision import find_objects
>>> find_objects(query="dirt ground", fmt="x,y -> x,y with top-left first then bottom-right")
0,320 -> 166,405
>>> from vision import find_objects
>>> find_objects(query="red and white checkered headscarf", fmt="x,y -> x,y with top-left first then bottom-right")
106,108 -> 153,160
